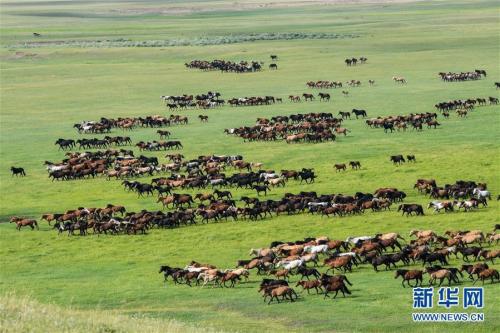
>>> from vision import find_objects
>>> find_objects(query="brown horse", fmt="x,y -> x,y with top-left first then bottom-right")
335,127 -> 349,136
10,217 -> 38,231
473,269 -> 499,285
428,269 -> 453,286
266,286 -> 298,304
296,280 -> 323,294
334,163 -> 346,172
394,269 -> 423,287
41,213 -> 62,225
323,281 -> 351,299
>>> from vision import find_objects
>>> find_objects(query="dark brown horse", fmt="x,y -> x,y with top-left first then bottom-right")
334,163 -> 346,172
394,269 -> 423,287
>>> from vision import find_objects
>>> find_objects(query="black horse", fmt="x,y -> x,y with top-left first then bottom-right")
398,204 -> 424,216
390,155 -> 405,164
11,167 -> 26,177
253,185 -> 270,196
351,109 -> 367,118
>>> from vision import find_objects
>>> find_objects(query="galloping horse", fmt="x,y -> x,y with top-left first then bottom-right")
10,167 -> 26,177
10,217 -> 38,231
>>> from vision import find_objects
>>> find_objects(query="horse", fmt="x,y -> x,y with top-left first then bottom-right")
10,217 -> 38,231
318,93 -> 330,101
296,267 -> 321,280
473,269 -> 499,285
296,280 -> 323,294
398,204 -> 424,216
351,109 -> 367,118
302,93 -> 314,101
406,155 -> 416,162
334,163 -> 347,172
10,167 -> 26,177
198,115 -> 208,122
349,161 -> 361,170
473,188 -> 491,200
323,281 -> 351,299
269,63 -> 278,70
338,111 -> 351,119
390,155 -> 405,165
394,269 -> 423,287
392,76 -> 407,84
428,201 -> 454,213
335,127 -> 349,136
265,286 -> 298,304
428,269 -> 453,286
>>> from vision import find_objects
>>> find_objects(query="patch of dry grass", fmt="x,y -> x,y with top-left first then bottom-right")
0,294 -> 222,333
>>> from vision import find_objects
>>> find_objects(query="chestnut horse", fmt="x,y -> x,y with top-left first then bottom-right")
10,217 -> 38,231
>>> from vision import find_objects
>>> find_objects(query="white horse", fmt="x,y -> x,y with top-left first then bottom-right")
473,188 -> 491,200
184,265 -> 208,273
277,259 -> 304,271
346,235 -> 373,244
427,201 -> 453,213
303,244 -> 329,255
456,200 -> 477,212
307,202 -> 329,208
249,248 -> 273,257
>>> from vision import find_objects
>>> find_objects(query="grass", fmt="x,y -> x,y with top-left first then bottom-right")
0,0 -> 499,332
0,293 -> 222,333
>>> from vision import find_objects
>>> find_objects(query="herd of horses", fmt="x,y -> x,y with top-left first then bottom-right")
225,112 -> 349,143
158,226 -> 499,304
434,96 -> 498,112
185,59 -> 263,73
414,179 -> 492,213
162,91 -> 225,110
366,112 -> 441,132
73,115 -> 188,133
345,57 -> 367,66
7,52 -> 499,309
306,79 -> 369,89
438,70 -> 486,82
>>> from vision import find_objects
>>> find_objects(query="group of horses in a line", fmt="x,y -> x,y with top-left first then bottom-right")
135,140 -> 183,151
143,183 -> 411,223
162,92 -> 225,110
438,70 -> 486,82
414,179 -> 492,213
158,228 -> 499,304
55,136 -> 132,150
44,149 -> 167,181
36,205 -> 188,235
225,112 -> 349,143
366,112 -> 441,132
73,115 -> 188,134
306,79 -> 372,89
228,96 -> 282,106
122,164 -> 317,200
345,57 -> 367,66
434,96 -> 499,113
185,59 -> 264,73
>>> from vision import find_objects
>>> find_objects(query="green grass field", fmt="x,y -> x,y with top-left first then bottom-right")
0,0 -> 499,332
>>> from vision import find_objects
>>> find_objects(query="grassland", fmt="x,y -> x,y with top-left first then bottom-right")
0,0 -> 499,332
